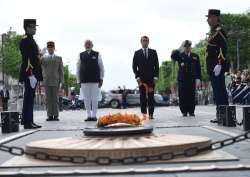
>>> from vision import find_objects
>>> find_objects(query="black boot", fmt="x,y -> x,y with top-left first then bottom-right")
210,107 -> 218,123
189,113 -> 195,117
46,116 -> 54,121
54,116 -> 59,121
24,123 -> 38,129
32,123 -> 42,128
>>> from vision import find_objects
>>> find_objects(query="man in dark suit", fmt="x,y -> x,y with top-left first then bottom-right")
19,19 -> 43,129
132,36 -> 159,119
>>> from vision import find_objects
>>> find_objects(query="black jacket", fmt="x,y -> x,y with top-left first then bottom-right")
171,50 -> 201,82
79,50 -> 100,83
132,48 -> 159,85
0,89 -> 9,101
206,24 -> 229,75
19,34 -> 43,82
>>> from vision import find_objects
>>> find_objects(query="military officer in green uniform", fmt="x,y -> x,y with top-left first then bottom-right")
41,41 -> 64,121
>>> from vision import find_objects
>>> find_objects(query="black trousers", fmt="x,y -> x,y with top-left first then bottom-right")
178,80 -> 195,114
22,79 -> 36,125
139,85 -> 155,115
2,99 -> 8,111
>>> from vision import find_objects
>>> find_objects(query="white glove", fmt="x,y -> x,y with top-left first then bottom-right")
178,41 -> 185,52
29,75 -> 37,89
195,79 -> 201,88
136,77 -> 142,86
213,64 -> 222,76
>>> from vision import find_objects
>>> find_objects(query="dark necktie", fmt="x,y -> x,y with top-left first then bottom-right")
144,49 -> 147,59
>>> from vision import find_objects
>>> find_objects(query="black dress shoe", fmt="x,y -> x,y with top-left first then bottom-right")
20,118 -> 24,125
182,113 -> 187,117
32,123 -> 42,128
54,116 -> 59,121
189,113 -> 195,117
46,116 -> 54,121
91,117 -> 97,121
85,117 -> 92,121
210,119 -> 218,123
149,115 -> 154,119
24,124 -> 37,129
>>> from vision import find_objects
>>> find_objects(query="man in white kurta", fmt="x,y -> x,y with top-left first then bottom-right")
76,40 -> 104,121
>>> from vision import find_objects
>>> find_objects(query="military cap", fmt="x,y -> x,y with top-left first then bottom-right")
206,9 -> 220,17
183,40 -> 192,47
23,19 -> 38,29
47,41 -> 55,48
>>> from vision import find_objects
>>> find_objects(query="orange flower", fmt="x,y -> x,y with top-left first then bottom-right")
97,113 -> 141,127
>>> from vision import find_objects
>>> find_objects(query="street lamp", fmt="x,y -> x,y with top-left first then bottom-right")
236,39 -> 240,70
1,33 -> 7,83
228,30 -> 246,70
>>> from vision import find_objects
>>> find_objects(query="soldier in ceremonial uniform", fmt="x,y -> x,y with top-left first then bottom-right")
19,19 -> 43,129
76,40 -> 104,121
171,40 -> 201,117
206,9 -> 229,122
41,41 -> 64,121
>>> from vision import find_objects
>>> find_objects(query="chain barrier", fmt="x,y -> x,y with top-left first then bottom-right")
0,131 -> 250,165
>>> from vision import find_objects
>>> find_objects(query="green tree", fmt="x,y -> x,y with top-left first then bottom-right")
220,13 -> 250,70
156,60 -> 178,93
1,32 -> 22,79
63,65 -> 79,95
192,40 -> 209,81
68,74 -> 80,94
63,65 -> 69,95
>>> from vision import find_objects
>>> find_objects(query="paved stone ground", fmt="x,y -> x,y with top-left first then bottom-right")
0,105 -> 250,177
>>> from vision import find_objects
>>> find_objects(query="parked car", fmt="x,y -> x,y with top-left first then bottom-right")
61,94 -> 108,110
169,97 -> 179,106
104,89 -> 169,109
61,96 -> 71,109
61,96 -> 84,110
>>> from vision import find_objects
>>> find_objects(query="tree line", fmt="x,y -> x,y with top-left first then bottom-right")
0,32 -> 78,95
156,13 -> 250,93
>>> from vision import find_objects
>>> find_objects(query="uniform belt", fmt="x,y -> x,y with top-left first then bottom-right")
207,43 -> 217,47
